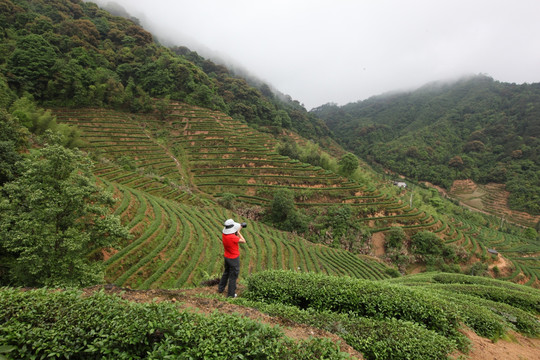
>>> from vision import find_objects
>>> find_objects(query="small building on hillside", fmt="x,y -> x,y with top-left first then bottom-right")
393,181 -> 407,188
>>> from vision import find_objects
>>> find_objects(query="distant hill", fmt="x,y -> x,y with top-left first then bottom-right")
2,1 -> 540,358
313,75 -> 540,215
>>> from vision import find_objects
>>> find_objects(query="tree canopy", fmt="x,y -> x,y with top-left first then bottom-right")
0,143 -> 129,287
1,0 -> 331,141
315,75 -> 540,214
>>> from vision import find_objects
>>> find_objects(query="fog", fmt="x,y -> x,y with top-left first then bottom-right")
87,0 -> 540,110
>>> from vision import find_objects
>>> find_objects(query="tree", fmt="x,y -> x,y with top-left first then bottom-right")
0,110 -> 27,186
277,139 -> 299,160
448,155 -> 464,170
0,144 -> 129,287
410,231 -> 444,255
523,227 -> 538,240
7,34 -> 57,97
267,189 -> 307,233
0,75 -> 16,109
217,193 -> 237,210
273,109 -> 291,129
0,141 -> 21,186
338,153 -> 359,177
9,97 -> 82,148
386,227 -> 406,249
325,205 -> 352,240
268,188 -> 296,223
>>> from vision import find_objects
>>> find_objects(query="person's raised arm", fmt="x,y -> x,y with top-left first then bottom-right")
237,228 -> 246,243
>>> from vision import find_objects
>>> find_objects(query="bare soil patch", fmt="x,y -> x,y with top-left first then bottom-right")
83,284 -> 364,359
371,232 -> 386,256
81,284 -> 540,360
488,254 -> 514,278
459,329 -> 540,360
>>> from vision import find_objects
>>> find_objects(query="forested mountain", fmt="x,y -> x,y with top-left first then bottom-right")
314,75 -> 540,214
0,0 -> 328,140
1,1 -> 540,359
1,0 -> 539,285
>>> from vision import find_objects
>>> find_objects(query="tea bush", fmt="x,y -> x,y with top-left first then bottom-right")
245,270 -> 463,338
432,273 -> 540,295
0,288 -> 349,359
231,298 -> 458,359
428,283 -> 540,314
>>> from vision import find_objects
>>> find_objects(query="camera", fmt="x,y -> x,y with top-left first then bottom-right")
240,222 -> 247,228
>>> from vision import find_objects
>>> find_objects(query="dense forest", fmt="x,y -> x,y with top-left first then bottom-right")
1,1 -> 540,359
313,76 -> 540,214
0,0 -> 328,140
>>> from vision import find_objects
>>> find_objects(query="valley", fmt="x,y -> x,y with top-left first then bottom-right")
1,1 -> 539,358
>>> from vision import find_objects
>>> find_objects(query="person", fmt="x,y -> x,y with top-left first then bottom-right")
218,219 -> 246,298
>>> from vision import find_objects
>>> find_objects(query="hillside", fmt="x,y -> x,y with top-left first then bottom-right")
47,104 -> 540,289
0,0 -> 328,140
314,75 -> 540,217
47,104 -> 395,288
1,1 -> 540,359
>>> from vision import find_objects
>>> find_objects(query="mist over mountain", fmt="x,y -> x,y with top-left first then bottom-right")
314,75 -> 540,214
1,2 -> 540,358
84,0 -> 540,110
84,0 -> 287,101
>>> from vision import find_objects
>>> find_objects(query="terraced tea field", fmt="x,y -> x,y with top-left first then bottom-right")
55,104 -> 438,231
450,180 -> 540,228
54,104 -> 540,288
99,180 -> 391,287
54,106 -> 394,287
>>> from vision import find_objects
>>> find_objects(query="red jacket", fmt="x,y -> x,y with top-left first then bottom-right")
222,233 -> 240,258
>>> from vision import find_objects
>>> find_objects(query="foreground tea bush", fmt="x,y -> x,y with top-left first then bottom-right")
427,274 -> 540,314
432,291 -> 540,337
0,288 -> 349,359
384,272 -> 540,337
428,283 -> 540,314
231,298 -> 458,360
246,271 -> 463,335
245,270 -> 511,342
431,273 -> 540,292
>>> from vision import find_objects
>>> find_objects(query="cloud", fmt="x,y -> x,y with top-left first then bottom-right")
88,0 -> 540,109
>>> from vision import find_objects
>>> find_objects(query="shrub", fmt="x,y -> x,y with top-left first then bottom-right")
466,262 -> 489,276
385,267 -> 401,278
0,288 -> 349,359
232,298 -> 457,360
411,231 -> 444,255
385,227 -> 405,249
216,192 -> 237,209
245,270 -> 462,339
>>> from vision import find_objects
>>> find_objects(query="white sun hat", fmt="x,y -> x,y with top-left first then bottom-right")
222,219 -> 242,234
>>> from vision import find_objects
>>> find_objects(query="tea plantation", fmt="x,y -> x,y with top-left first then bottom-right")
53,104 -> 540,288
1,103 -> 538,359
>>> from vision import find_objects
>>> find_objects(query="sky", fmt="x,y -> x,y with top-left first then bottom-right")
89,0 -> 540,110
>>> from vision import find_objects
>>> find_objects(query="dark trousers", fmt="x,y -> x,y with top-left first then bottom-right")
218,256 -> 240,297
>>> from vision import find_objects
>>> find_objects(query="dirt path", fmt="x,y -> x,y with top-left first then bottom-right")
461,329 -> 540,360
83,284 -> 540,360
83,284 -> 364,359
371,232 -> 386,256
